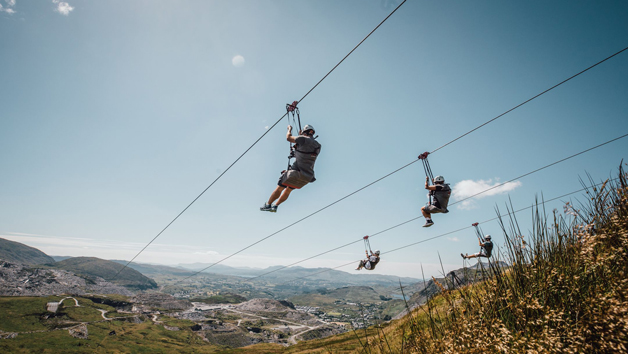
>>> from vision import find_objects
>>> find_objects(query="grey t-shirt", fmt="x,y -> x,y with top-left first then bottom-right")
430,183 -> 451,211
291,135 -> 321,180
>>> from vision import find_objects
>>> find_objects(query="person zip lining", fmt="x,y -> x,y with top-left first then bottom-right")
261,102 -> 321,213
418,152 -> 451,227
356,236 -> 380,271
461,223 -> 493,259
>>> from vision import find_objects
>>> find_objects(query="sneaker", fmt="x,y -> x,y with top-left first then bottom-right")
460,253 -> 466,259
270,205 -> 278,213
260,204 -> 273,212
423,220 -> 434,227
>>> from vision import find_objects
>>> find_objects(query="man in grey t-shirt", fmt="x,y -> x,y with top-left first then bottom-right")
421,175 -> 451,227
261,124 -> 321,213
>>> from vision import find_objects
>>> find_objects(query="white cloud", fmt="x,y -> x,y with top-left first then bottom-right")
0,0 -> 16,14
231,55 -> 245,67
452,178 -> 522,210
447,237 -> 459,242
52,0 -> 73,16
193,250 -> 219,255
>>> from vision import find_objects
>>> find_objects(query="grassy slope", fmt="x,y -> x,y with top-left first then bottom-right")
0,295 -> 223,354
53,257 -> 158,290
0,238 -> 55,265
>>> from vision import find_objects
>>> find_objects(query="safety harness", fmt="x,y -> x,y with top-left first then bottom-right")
284,101 -> 320,171
362,236 -> 379,270
472,222 -> 486,243
472,222 -> 493,258
286,101 -> 302,170
419,152 -> 434,204
363,235 -> 373,254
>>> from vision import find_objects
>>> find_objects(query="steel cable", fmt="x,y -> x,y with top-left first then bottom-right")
280,178 -> 617,285
253,133 -> 627,281
111,1 -> 408,280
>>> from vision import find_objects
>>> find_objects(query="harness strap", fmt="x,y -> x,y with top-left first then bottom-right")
472,222 -> 485,242
419,152 -> 434,204
363,236 -> 372,253
285,101 -> 303,170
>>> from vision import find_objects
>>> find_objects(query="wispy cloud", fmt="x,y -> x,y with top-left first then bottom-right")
452,178 -> 522,210
52,0 -> 73,16
0,0 -> 16,14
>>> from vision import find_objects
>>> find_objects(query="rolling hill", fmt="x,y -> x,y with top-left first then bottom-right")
109,260 -> 195,276
53,257 -> 158,291
0,237 -> 55,265
179,263 -> 421,287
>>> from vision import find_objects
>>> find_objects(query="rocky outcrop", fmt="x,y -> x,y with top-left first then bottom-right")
0,260 -> 133,296
0,331 -> 18,339
68,324 -> 88,339
131,293 -> 192,311
235,298 -> 293,312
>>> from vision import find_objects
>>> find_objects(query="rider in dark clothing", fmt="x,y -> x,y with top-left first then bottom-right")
261,124 -> 321,213
421,175 -> 451,227
462,235 -> 493,259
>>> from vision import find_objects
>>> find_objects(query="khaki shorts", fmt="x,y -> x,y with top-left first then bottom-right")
278,170 -> 309,189
424,204 -> 446,214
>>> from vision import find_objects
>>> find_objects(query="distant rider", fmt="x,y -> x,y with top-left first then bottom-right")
462,235 -> 493,259
261,124 -> 321,213
421,175 -> 451,227
356,250 -> 380,271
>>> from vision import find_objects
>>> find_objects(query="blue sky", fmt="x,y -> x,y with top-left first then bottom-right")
1,0 -> 627,279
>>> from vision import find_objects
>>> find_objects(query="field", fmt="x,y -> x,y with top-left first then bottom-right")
0,295 -> 223,353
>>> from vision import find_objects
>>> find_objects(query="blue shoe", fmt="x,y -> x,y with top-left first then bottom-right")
260,204 -> 273,212
423,220 -> 434,228
270,205 -> 278,213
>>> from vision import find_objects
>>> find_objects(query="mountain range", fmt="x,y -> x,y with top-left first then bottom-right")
0,237 -> 426,294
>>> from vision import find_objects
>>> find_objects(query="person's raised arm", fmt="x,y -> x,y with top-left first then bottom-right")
425,176 -> 437,191
286,125 -> 297,143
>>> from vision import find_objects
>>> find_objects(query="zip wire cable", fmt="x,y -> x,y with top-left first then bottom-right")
171,159 -> 419,286
111,0 -> 408,280
173,131 -> 628,286
164,38 -> 627,285
297,0 -> 407,103
280,178 -> 617,285
449,132 -> 628,207
250,133 -> 627,281
430,45 -> 628,154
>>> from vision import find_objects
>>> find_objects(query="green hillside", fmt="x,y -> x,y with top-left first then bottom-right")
53,257 -> 158,290
0,237 -> 55,265
0,296 -> 217,354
